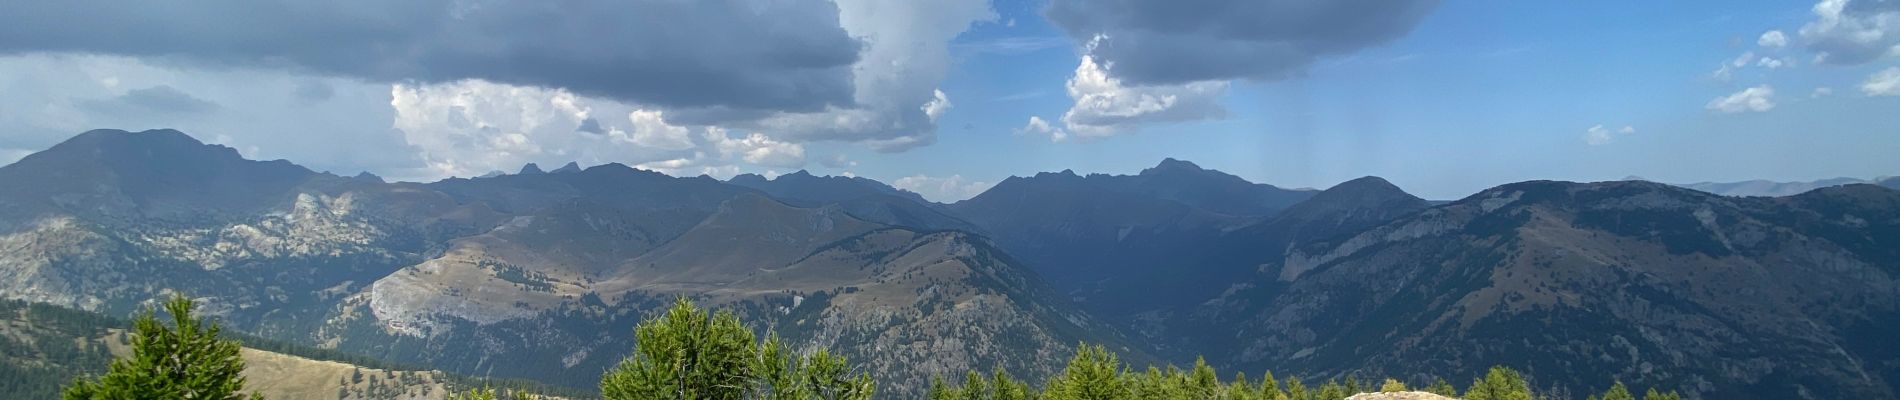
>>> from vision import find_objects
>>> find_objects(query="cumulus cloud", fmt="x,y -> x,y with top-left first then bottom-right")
705,127 -> 807,168
1583,125 -> 1635,146
893,174 -> 994,202
0,0 -> 863,112
923,89 -> 953,122
1760,30 -> 1791,48
735,0 -> 994,152
626,110 -> 695,151
1864,67 -> 1900,95
1022,52 -> 1228,142
1799,0 -> 1900,65
1019,116 -> 1069,142
1045,0 -> 1441,85
1707,85 -> 1778,113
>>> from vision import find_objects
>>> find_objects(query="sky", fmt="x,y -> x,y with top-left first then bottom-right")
1,0 -> 1897,201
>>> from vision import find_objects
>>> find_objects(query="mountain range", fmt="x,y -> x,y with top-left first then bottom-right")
1,129 -> 1897,399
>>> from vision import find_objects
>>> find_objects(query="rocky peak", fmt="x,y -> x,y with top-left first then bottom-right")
518,163 -> 545,175
551,162 -> 582,174
1139,157 -> 1206,176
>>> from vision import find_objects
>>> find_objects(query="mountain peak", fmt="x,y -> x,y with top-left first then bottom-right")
551,162 -> 582,174
518,163 -> 545,175
1140,158 -> 1205,175
1278,176 -> 1424,218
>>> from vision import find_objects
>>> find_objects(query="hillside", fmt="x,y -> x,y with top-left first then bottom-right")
1189,181 -> 1900,398
946,160 -> 1314,310
0,129 -> 1132,397
0,300 -> 452,399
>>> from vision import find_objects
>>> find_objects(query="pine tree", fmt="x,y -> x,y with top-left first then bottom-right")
600,297 -> 758,400
1463,366 -> 1532,400
992,368 -> 1030,400
1260,371 -> 1287,400
1043,344 -> 1128,400
1599,382 -> 1634,400
1642,387 -> 1683,400
1284,377 -> 1308,400
448,387 -> 497,400
62,294 -> 259,400
1380,378 -> 1407,392
1317,380 -> 1346,400
1425,378 -> 1456,397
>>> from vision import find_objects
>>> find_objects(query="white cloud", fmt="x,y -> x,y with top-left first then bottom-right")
1756,57 -> 1788,69
390,79 -> 809,181
1026,51 -> 1229,142
1814,86 -> 1836,97
1799,0 -> 1900,65
390,80 -> 596,179
893,174 -> 994,202
1861,67 -> 1900,96
1018,116 -> 1069,143
1760,30 -> 1791,48
741,0 -> 993,152
705,127 -> 807,169
922,89 -> 952,122
1707,85 -> 1777,113
1583,124 -> 1636,146
626,110 -> 695,151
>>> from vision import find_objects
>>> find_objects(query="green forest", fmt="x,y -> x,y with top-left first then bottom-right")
30,295 -> 1685,399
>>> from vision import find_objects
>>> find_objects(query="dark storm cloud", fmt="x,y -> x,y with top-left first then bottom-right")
0,0 -> 862,112
1045,0 -> 1441,85
80,85 -> 220,116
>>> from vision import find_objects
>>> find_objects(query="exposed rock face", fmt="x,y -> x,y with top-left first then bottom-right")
0,129 -> 1131,397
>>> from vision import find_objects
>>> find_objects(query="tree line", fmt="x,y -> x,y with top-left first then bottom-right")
62,295 -> 1682,399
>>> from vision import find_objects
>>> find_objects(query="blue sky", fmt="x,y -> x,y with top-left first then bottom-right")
1,0 -> 1896,201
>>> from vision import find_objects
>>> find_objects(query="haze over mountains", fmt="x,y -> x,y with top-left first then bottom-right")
2,129 -> 1898,399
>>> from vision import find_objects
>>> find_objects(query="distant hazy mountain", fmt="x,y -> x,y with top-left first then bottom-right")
1671,177 -> 1873,197
727,170 -> 979,232
1112,176 -> 1430,346
1190,180 -> 1900,398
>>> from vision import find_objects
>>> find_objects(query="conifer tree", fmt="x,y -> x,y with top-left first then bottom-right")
1599,382 -> 1634,400
600,298 -> 756,400
1380,378 -> 1407,392
1462,366 -> 1532,400
1284,377 -> 1308,400
1425,378 -> 1456,397
1043,344 -> 1127,400
62,294 -> 259,400
1642,387 -> 1683,400
1260,371 -> 1287,400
